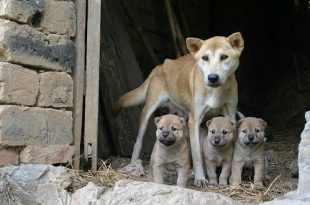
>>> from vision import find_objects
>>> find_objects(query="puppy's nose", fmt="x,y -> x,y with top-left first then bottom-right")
247,134 -> 254,141
208,74 -> 219,83
161,131 -> 170,138
214,136 -> 221,144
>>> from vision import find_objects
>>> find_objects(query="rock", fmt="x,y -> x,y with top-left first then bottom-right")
0,0 -> 43,24
0,147 -> 19,166
38,0 -> 76,37
36,183 -> 71,205
0,105 -> 72,146
0,164 -> 73,204
71,182 -> 107,205
0,19 -> 75,72
20,145 -> 74,164
38,72 -> 73,108
118,159 -> 145,177
0,62 -> 39,106
98,179 -> 241,205
261,191 -> 310,205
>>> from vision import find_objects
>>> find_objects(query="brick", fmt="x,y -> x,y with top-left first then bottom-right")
20,145 -> 74,164
38,72 -> 73,108
0,147 -> 19,165
38,0 -> 76,37
0,0 -> 43,24
0,62 -> 39,105
0,105 -> 73,146
0,19 -> 75,72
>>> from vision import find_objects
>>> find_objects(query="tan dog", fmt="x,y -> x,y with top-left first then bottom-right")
113,33 -> 244,187
230,117 -> 267,188
202,117 -> 235,186
150,114 -> 190,187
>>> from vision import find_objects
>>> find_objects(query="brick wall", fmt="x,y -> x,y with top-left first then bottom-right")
0,0 -> 76,165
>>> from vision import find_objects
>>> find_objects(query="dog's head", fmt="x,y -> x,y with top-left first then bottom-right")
186,32 -> 244,87
154,114 -> 187,147
236,117 -> 267,146
206,117 -> 235,148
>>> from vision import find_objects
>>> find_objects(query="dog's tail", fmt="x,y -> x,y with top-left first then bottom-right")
112,69 -> 156,116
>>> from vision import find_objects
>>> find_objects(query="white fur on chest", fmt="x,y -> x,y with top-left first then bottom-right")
206,88 -> 225,108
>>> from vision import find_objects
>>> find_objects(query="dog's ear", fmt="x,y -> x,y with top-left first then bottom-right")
178,117 -> 187,126
258,118 -> 268,128
206,119 -> 212,128
186,37 -> 204,55
154,117 -> 162,126
227,32 -> 244,52
236,119 -> 244,129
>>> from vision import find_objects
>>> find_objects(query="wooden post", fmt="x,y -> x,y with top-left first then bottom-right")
73,0 -> 86,170
85,0 -> 101,171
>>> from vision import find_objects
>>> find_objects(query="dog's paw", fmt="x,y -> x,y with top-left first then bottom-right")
209,179 -> 218,186
254,181 -> 264,190
194,178 -> 209,188
219,182 -> 228,187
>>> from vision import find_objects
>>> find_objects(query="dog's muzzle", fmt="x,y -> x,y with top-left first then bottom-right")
211,136 -> 225,148
243,134 -> 259,146
159,131 -> 175,146
207,74 -> 221,87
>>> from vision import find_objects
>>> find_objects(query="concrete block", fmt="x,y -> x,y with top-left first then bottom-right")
0,147 -> 19,165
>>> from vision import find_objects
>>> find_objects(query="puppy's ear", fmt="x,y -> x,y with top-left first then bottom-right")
236,119 -> 244,129
178,117 -> 187,127
154,117 -> 162,126
258,118 -> 268,128
186,37 -> 204,55
206,119 -> 212,128
227,32 -> 244,52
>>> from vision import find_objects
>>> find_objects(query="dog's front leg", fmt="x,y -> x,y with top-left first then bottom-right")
223,98 -> 237,124
189,111 -> 208,188
229,160 -> 244,185
176,165 -> 190,187
205,160 -> 218,186
219,160 -> 231,186
153,163 -> 164,184
254,160 -> 265,189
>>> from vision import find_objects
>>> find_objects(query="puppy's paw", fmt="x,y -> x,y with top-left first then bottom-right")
219,181 -> 228,187
254,181 -> 264,190
209,179 -> 218,186
194,178 -> 209,188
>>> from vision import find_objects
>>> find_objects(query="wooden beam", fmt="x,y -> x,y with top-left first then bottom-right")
85,0 -> 101,171
73,0 -> 86,170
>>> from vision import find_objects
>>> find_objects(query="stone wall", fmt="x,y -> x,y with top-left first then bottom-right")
0,0 -> 76,165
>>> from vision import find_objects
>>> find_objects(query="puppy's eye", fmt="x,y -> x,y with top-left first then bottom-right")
223,130 -> 227,135
159,127 -> 163,130
202,55 -> 209,61
220,54 -> 228,61
171,126 -> 177,131
255,128 -> 260,133
211,130 -> 215,134
242,129 -> 247,133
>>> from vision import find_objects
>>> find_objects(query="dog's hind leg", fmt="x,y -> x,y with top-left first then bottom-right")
131,92 -> 168,163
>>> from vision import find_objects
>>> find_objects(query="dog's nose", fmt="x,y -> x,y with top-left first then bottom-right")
208,74 -> 219,83
247,134 -> 254,141
214,136 -> 221,144
161,131 -> 170,138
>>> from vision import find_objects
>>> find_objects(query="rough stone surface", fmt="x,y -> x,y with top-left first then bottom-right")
0,62 -> 39,105
38,0 -> 76,37
0,105 -> 73,146
38,72 -> 73,108
20,145 -> 74,164
0,0 -> 43,24
0,147 -> 19,165
298,111 -> 310,195
0,164 -> 73,205
0,19 -> 75,72
262,191 -> 310,205
98,179 -> 241,205
71,182 -> 107,205
118,159 -> 144,177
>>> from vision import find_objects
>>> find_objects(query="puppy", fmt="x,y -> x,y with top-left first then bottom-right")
230,117 -> 267,188
202,117 -> 235,186
150,114 -> 190,187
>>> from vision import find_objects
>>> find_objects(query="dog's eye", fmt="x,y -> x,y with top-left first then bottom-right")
242,129 -> 247,133
220,54 -> 228,61
159,127 -> 163,130
202,55 -> 209,61
171,126 -> 177,131
223,130 -> 227,135
211,130 -> 215,134
255,128 -> 260,133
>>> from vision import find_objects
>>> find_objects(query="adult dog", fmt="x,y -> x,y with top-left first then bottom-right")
113,32 -> 244,187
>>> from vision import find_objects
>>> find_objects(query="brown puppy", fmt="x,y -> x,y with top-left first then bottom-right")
230,117 -> 267,188
150,114 -> 190,187
113,33 -> 244,187
202,117 -> 235,186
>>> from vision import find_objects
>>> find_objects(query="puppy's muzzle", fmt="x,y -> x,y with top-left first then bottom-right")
211,135 -> 225,148
244,134 -> 259,145
159,131 -> 175,146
